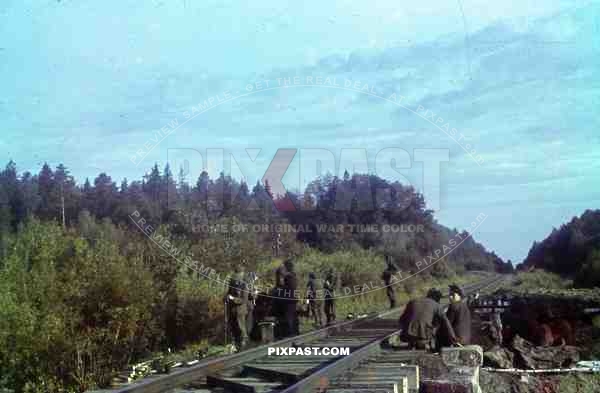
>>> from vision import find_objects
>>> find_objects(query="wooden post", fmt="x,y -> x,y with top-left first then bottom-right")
61,183 -> 66,229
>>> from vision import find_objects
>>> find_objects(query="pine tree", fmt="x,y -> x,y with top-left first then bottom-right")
53,164 -> 78,227
195,171 -> 210,199
36,163 -> 58,221
161,163 -> 177,215
178,166 -> 190,195
264,179 -> 273,200
143,164 -> 161,202
343,169 -> 350,182
81,177 -> 93,213
120,178 -> 129,194
0,160 -> 19,229
233,180 -> 250,213
93,173 -> 118,219
18,171 -> 40,221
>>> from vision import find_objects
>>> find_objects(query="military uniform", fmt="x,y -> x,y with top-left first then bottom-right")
324,272 -> 336,325
382,259 -> 398,309
275,264 -> 288,287
399,296 -> 457,350
443,285 -> 471,347
245,272 -> 259,341
490,312 -> 503,346
225,271 -> 249,349
283,268 -> 299,336
272,264 -> 288,339
437,301 -> 472,349
307,273 -> 324,327
447,301 -> 472,344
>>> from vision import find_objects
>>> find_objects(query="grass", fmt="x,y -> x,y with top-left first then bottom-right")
557,374 -> 600,393
513,270 -> 573,291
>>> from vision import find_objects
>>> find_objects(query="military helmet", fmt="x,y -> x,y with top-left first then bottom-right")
284,258 -> 295,271
448,284 -> 464,297
426,288 -> 443,303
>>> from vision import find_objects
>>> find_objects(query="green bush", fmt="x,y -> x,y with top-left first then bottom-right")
575,249 -> 600,288
513,270 -> 572,291
0,219 -> 161,391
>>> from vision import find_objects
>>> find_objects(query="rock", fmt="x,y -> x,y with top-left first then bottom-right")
484,345 -> 515,369
416,354 -> 449,379
429,346 -> 484,393
353,365 -> 419,391
385,333 -> 404,348
421,377 -> 478,393
479,370 -> 514,393
511,334 -> 580,369
398,365 -> 420,391
441,346 -> 484,368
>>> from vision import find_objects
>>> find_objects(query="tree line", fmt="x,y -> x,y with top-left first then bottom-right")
518,209 -> 600,287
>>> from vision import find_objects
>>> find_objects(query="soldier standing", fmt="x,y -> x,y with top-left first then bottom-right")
225,264 -> 249,350
324,269 -> 336,325
399,288 -> 457,351
490,311 -> 503,346
467,292 -> 480,308
306,272 -> 324,328
275,260 -> 288,287
283,258 -> 299,336
446,284 -> 472,345
246,271 -> 259,342
382,255 -> 399,309
271,262 -> 288,338
273,233 -> 282,257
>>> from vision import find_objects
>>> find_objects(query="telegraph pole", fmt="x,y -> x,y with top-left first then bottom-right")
61,183 -> 66,229
272,232 -> 281,257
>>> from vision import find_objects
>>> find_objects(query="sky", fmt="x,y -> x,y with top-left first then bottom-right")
1,0 -> 599,263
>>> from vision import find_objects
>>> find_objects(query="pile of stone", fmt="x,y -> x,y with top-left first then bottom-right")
484,335 -> 580,370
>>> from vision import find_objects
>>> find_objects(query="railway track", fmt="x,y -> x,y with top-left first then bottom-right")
90,274 -> 507,393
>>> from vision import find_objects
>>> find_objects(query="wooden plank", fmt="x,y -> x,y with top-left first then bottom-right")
206,374 -> 283,393
206,374 -> 256,393
243,365 -> 300,384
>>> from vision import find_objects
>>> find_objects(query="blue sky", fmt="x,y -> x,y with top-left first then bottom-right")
1,0 -> 599,263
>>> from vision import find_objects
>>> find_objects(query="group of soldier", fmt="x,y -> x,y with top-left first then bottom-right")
224,258 -> 337,351
226,255 -> 471,353
311,269 -> 338,326
398,284 -> 472,351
